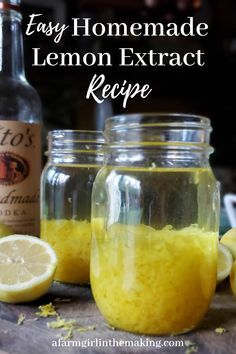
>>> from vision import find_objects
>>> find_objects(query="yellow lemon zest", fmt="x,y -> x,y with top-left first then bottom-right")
36,303 -> 58,318
214,327 -> 227,334
17,313 -> 26,325
41,219 -> 91,284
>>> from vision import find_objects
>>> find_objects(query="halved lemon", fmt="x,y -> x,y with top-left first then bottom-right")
0,235 -> 57,303
230,261 -> 236,295
221,228 -> 236,259
0,223 -> 12,238
217,243 -> 233,283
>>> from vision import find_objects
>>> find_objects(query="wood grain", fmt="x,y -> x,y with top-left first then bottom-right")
0,283 -> 235,354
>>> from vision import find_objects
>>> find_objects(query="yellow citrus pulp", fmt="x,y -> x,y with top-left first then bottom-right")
90,223 -> 218,335
41,219 -> 91,284
0,235 -> 57,303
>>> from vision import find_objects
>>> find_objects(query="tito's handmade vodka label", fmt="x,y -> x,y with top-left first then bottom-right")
0,121 -> 41,235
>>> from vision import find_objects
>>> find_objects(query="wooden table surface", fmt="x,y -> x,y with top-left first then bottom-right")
0,283 -> 236,354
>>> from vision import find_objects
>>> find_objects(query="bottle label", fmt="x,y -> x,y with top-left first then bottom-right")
0,121 -> 41,236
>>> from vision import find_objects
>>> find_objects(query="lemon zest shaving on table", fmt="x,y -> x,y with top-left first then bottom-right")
47,317 -> 76,330
185,340 -> 196,347
185,341 -> 198,354
215,327 -> 227,334
106,324 -> 116,331
47,316 -> 95,339
185,346 -> 198,354
36,303 -> 58,317
35,303 -> 96,340
61,328 -> 73,340
17,313 -> 26,325
77,325 -> 96,332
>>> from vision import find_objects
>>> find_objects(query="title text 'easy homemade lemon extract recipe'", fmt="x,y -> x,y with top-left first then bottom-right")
26,16 -> 208,107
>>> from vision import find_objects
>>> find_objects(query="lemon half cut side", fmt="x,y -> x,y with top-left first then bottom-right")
221,228 -> 236,259
0,235 -> 57,303
0,223 -> 12,237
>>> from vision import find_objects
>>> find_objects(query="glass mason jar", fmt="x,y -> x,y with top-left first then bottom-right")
91,114 -> 220,335
41,130 -> 104,284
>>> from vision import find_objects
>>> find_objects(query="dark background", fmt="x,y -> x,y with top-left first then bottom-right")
21,0 -> 236,193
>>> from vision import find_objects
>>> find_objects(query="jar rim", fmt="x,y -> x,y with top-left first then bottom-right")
46,130 -> 105,159
104,113 -> 212,152
48,130 -> 104,144
105,113 -> 211,130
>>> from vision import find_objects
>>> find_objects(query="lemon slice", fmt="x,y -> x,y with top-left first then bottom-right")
0,235 -> 57,303
0,223 -> 12,238
221,228 -> 236,259
217,243 -> 233,283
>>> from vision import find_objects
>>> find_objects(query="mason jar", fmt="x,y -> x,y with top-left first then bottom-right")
41,130 -> 104,284
90,114 -> 220,335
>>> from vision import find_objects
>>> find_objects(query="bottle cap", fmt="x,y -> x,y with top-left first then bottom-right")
0,0 -> 21,11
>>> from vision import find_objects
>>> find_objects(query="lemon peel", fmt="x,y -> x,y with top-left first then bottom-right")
106,324 -> 116,331
17,313 -> 26,325
47,316 -> 95,339
36,303 -> 58,317
185,340 -> 196,347
185,347 -> 198,354
61,329 -> 73,340
91,224 -> 218,334
77,326 -> 96,333
41,219 -> 91,284
185,342 -> 198,354
215,327 -> 227,334
47,317 -> 76,330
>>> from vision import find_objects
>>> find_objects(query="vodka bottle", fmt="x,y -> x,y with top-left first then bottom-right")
0,0 -> 42,236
